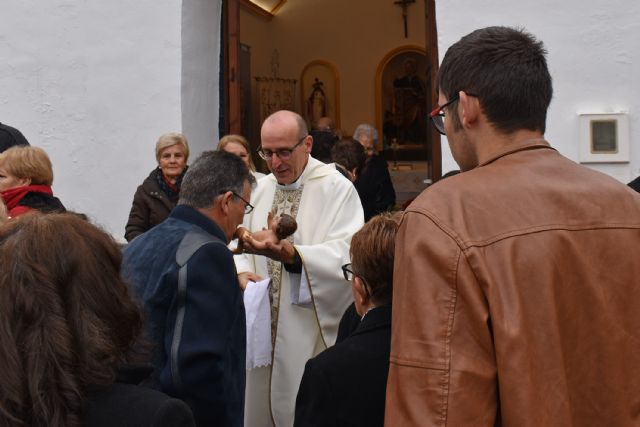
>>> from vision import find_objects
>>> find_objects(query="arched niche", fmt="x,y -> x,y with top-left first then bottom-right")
300,60 -> 341,131
375,45 -> 428,161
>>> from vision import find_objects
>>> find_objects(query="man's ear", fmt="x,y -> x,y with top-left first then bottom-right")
353,276 -> 369,306
305,135 -> 313,154
458,90 -> 480,128
219,191 -> 233,214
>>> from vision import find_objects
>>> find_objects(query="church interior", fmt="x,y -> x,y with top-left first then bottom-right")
234,0 -> 438,205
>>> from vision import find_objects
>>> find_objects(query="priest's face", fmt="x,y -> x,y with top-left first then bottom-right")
261,113 -> 312,185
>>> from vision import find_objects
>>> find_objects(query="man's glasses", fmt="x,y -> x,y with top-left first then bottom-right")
429,93 -> 477,135
220,190 -> 254,214
257,135 -> 308,161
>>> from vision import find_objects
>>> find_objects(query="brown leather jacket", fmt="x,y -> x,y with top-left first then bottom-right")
386,139 -> 640,426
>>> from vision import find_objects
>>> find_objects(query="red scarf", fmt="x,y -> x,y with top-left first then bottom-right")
1,184 -> 53,217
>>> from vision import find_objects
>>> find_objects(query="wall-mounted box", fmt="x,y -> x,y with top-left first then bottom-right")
579,112 -> 629,163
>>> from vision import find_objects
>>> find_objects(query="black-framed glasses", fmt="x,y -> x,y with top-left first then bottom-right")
429,93 -> 478,135
341,263 -> 371,296
257,135 -> 308,161
220,190 -> 254,214
342,263 -> 355,281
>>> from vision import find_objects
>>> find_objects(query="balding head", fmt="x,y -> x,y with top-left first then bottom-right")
313,116 -> 335,132
262,110 -> 308,139
260,110 -> 312,185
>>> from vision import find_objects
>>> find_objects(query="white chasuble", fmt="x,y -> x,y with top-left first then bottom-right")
235,157 -> 364,427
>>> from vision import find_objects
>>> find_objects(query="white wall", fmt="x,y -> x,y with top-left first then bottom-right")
182,0 -> 223,156
436,0 -> 640,182
0,0 -> 223,239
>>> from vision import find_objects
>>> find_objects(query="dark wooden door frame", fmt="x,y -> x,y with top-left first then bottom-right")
224,0 -> 242,135
425,0 -> 441,181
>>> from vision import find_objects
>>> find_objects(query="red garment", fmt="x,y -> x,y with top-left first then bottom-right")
1,184 -> 53,217
162,174 -> 179,193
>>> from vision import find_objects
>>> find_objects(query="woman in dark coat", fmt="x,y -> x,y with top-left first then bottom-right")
352,124 -> 396,221
0,145 -> 65,217
294,212 -> 401,427
125,133 -> 189,241
0,213 -> 195,427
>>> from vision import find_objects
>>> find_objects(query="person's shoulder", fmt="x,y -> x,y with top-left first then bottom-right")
140,169 -> 161,190
123,215 -> 186,256
308,335 -> 358,371
85,383 -> 195,427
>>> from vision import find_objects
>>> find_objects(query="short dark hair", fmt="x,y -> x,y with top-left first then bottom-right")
350,212 -> 402,306
179,150 -> 255,209
310,130 -> 338,163
331,139 -> 366,175
437,26 -> 553,134
0,213 -> 144,426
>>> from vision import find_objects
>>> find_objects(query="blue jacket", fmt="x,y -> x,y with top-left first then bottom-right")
122,205 -> 246,427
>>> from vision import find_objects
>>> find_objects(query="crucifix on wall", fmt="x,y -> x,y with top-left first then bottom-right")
394,0 -> 416,38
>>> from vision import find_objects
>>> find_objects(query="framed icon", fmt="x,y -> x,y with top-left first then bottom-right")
579,113 -> 629,163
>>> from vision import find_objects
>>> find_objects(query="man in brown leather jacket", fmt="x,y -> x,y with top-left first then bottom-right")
386,26 -> 640,426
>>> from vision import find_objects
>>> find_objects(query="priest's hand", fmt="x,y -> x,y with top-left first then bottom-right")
241,232 -> 297,264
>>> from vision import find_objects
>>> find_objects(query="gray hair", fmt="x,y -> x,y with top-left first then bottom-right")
155,132 -> 190,162
179,150 -> 255,209
353,123 -> 378,144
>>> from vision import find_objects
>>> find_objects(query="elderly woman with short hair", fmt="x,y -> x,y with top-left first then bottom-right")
0,145 -> 65,217
352,124 -> 396,221
125,133 -> 189,242
294,212 -> 401,427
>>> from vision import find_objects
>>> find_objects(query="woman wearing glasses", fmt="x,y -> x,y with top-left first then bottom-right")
294,212 -> 401,427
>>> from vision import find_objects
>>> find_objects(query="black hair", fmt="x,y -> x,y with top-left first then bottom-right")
437,26 -> 553,134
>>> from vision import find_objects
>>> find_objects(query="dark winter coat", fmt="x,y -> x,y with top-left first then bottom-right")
354,155 -> 396,221
294,305 -> 391,427
125,168 -> 181,242
84,366 -> 195,427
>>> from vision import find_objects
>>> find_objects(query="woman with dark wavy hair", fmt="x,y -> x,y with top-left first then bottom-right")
0,213 -> 194,427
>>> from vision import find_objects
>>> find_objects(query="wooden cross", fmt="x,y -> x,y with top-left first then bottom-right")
394,0 -> 416,38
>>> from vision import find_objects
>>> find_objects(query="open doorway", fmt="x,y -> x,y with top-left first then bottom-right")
225,0 -> 441,198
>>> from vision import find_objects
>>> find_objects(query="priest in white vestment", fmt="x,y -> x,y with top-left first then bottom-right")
235,110 -> 364,427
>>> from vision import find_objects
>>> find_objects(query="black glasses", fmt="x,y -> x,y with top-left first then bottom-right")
341,263 -> 371,296
342,263 -> 355,281
429,93 -> 478,135
220,190 -> 254,214
257,135 -> 308,161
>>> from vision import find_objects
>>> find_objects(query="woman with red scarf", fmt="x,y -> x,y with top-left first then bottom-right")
125,133 -> 189,242
0,145 -> 65,218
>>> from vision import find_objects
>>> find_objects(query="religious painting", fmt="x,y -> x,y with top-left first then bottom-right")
376,46 -> 428,160
578,112 -> 629,163
300,60 -> 340,130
